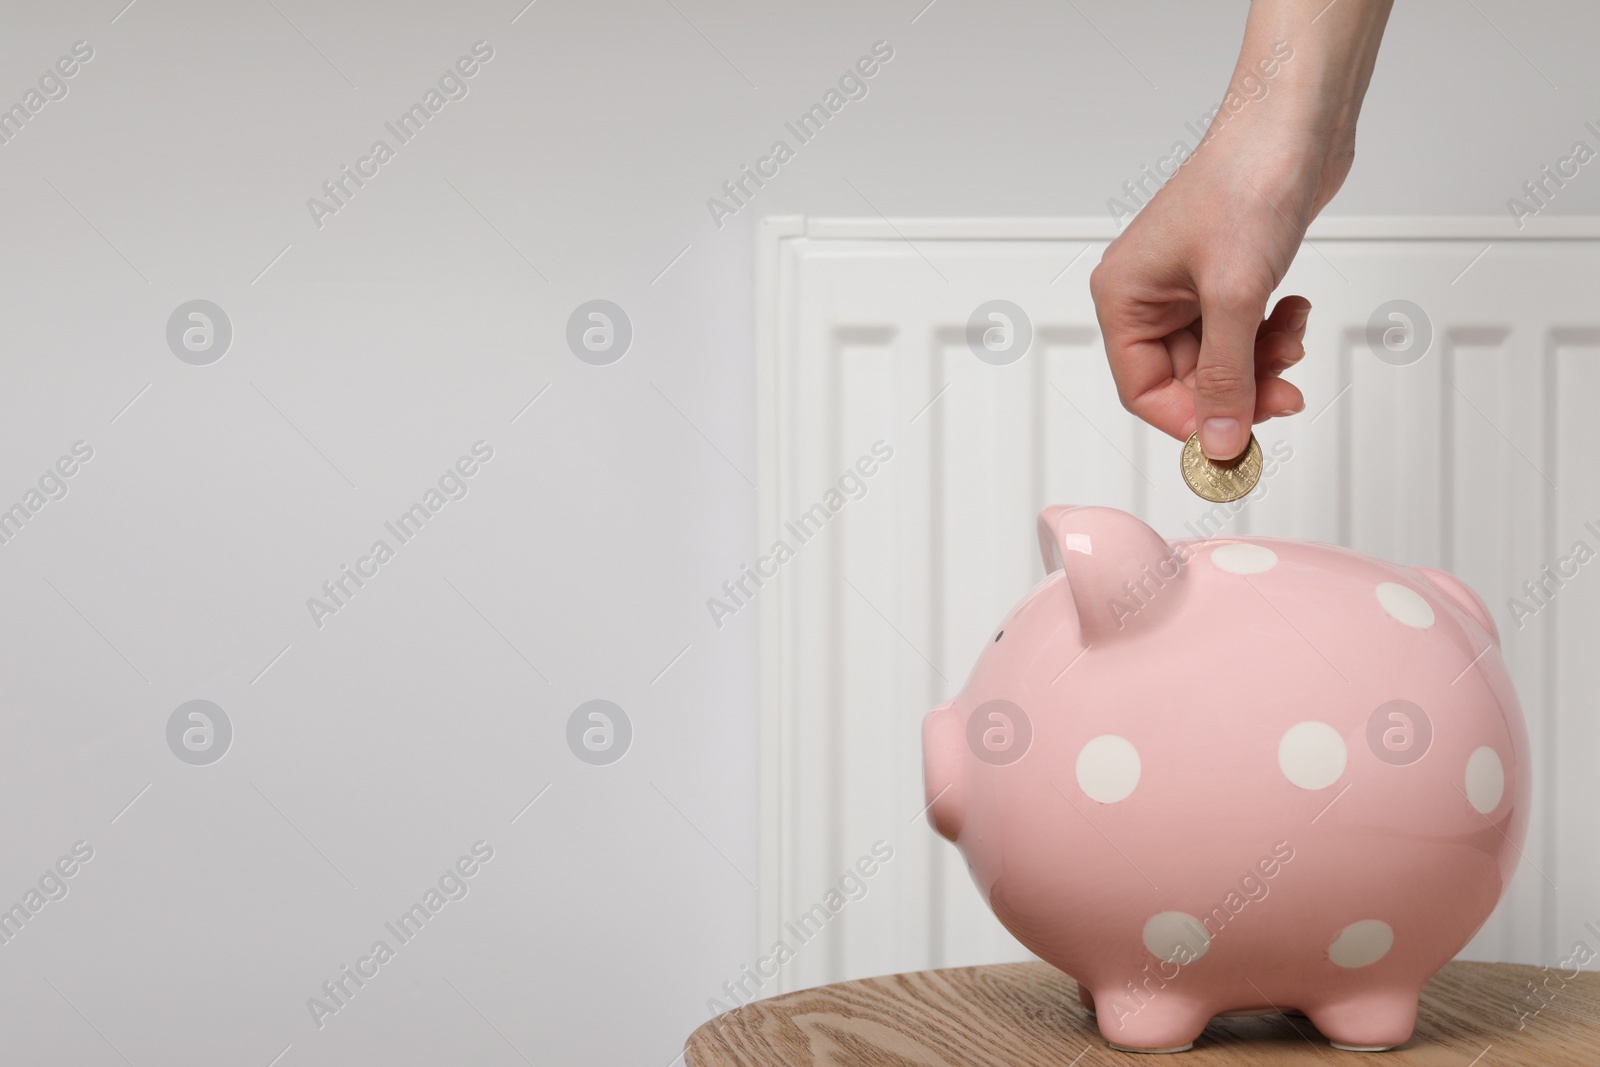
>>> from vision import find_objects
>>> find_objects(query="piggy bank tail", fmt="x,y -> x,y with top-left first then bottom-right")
1414,566 -> 1500,644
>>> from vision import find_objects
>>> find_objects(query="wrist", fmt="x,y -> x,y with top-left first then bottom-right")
1225,0 -> 1393,191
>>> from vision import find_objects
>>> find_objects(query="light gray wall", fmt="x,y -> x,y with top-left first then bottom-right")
0,2 -> 1594,1064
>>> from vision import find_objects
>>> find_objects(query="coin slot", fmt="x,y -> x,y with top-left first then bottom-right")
994,631 -> 1004,642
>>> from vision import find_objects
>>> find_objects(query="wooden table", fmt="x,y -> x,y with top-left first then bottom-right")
685,960 -> 1599,1065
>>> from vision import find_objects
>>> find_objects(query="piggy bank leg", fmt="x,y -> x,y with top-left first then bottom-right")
1303,988 -> 1419,1051
1078,983 -> 1095,1017
1090,986 -> 1210,1053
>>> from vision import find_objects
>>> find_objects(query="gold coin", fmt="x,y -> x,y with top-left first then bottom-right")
1180,432 -> 1263,503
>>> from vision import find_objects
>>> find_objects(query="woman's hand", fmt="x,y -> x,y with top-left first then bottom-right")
1090,0 -> 1392,460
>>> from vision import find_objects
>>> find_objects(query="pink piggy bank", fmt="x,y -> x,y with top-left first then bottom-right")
922,505 -> 1529,1053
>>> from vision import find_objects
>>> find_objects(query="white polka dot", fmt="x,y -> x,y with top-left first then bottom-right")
1278,721 -> 1347,790
1211,543 -> 1278,574
1465,747 -> 1506,813
1329,919 -> 1394,968
1376,581 -> 1435,628
1143,911 -> 1211,963
1076,735 -> 1141,803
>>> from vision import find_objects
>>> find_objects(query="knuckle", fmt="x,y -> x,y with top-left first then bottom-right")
1206,277 -> 1265,314
1088,260 -> 1112,300
1192,360 -> 1252,402
1089,245 -> 1129,294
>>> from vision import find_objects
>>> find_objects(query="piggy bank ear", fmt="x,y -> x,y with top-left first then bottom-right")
1036,506 -> 1187,642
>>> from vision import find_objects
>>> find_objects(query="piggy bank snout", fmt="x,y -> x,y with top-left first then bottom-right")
921,703 -> 965,841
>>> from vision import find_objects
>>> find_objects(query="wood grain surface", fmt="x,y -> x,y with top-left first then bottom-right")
685,961 -> 1599,1066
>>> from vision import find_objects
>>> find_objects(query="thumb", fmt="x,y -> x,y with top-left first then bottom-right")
1193,282 -> 1268,460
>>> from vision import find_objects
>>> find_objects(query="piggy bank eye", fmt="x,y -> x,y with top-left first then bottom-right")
994,631 -> 1004,642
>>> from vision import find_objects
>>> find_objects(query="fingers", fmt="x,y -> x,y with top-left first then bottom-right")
1249,297 -> 1309,421
1103,333 -> 1195,440
1167,322 -> 1202,384
1256,296 -> 1310,378
1259,295 -> 1311,338
1095,255 -> 1312,448
1091,264 -> 1199,441
1257,331 -> 1305,377
1252,376 -> 1305,421
1105,302 -> 1309,442
1193,279 -> 1270,460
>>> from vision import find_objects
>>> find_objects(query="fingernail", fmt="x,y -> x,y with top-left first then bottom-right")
1287,306 -> 1310,332
1200,417 -> 1243,460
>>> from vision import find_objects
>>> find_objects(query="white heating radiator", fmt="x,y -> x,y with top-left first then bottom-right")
755,215 -> 1600,994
